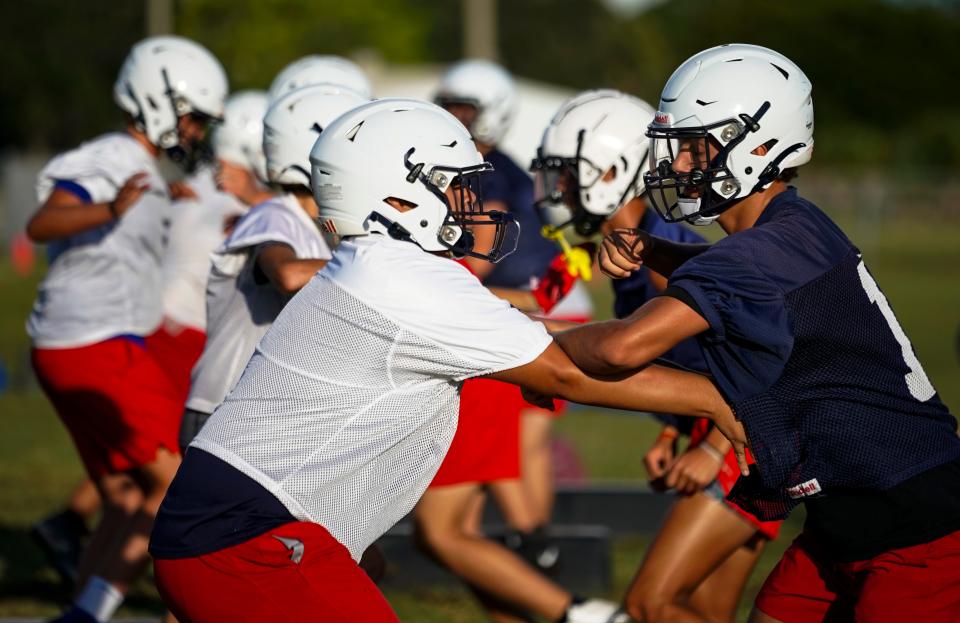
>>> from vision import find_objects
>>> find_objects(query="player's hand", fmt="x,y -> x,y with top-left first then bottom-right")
665,445 -> 725,494
599,228 -> 646,278
520,387 -> 556,411
643,434 -> 676,481
712,404 -> 750,476
111,173 -> 151,218
169,180 -> 198,200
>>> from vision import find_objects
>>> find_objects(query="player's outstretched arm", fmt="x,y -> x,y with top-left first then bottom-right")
256,243 -> 328,295
487,342 -> 749,474
552,295 -> 708,376
600,228 -> 710,279
26,173 -> 150,242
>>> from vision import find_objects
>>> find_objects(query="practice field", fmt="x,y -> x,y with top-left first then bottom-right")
0,211 -> 957,621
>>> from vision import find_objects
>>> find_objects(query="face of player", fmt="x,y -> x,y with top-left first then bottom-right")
441,102 -> 479,134
670,136 -> 720,199
177,113 -> 212,148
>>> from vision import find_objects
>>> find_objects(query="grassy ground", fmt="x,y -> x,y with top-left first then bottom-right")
0,209 -> 956,620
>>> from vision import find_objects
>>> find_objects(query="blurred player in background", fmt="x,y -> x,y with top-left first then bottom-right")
31,89 -> 269,592
180,86 -> 367,448
25,36 -> 227,623
148,90 -> 269,406
434,60 -> 587,556
267,54 -> 373,101
554,44 -> 960,623
149,99 -> 744,623
534,88 -> 783,622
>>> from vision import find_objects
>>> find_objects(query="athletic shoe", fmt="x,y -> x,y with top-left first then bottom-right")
31,510 -> 88,589
564,598 -> 631,623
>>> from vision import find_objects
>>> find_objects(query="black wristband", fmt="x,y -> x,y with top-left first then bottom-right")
107,200 -> 119,220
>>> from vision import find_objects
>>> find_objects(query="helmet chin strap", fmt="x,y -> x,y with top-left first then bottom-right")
677,197 -> 719,226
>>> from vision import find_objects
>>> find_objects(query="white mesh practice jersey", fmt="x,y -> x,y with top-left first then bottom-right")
28,133 -> 170,348
159,167 -> 247,330
191,234 -> 552,560
185,194 -> 331,414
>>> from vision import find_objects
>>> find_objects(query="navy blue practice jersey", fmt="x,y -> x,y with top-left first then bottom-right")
614,208 -> 709,433
668,187 -> 960,520
481,148 -> 558,289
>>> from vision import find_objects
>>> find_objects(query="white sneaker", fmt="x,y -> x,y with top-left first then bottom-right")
565,599 -> 631,623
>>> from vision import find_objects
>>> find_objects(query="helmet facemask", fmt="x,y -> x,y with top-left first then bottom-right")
531,131 -> 610,238
159,69 -> 222,171
644,102 -> 772,226
395,148 -> 520,263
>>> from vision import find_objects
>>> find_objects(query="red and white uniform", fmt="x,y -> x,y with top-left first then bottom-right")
148,167 -> 248,402
29,132 -> 181,477
185,194 -> 329,416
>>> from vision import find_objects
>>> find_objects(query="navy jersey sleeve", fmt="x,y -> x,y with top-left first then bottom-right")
667,241 -> 794,402
481,165 -> 512,205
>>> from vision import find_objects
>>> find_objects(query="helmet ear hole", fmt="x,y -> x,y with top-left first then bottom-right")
752,138 -> 779,156
383,197 -> 418,213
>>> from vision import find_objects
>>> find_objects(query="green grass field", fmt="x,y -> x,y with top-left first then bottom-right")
0,209 -> 956,620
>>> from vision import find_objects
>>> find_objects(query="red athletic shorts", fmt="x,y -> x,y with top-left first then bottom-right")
146,321 -> 206,406
430,377 -> 525,487
32,337 -> 182,478
689,418 -> 782,540
154,522 -> 399,623
754,530 -> 960,623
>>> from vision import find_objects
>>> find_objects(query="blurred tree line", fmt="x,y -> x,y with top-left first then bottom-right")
3,0 -> 960,170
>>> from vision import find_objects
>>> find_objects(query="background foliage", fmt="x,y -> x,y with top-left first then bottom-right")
4,0 -> 960,168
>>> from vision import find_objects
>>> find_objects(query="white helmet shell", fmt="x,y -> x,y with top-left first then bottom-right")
645,43 -> 814,225
268,55 -> 373,102
535,89 -> 656,234
214,90 -> 269,182
311,98 -> 517,260
113,36 -> 228,150
263,85 -> 369,187
434,59 -> 517,145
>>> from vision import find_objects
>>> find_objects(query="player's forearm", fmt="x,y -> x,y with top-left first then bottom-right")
557,363 -> 729,422
26,202 -> 115,242
552,320 -> 635,375
641,234 -> 711,278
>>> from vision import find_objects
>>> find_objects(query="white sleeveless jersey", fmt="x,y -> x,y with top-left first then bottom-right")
191,235 -> 552,561
27,133 -> 170,348
159,167 -> 247,330
185,194 -> 330,414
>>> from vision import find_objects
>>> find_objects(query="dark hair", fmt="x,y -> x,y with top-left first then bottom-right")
778,167 -> 799,183
280,183 -> 312,197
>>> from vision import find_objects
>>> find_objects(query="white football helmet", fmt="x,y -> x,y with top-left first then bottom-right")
532,89 -> 656,237
310,98 -> 519,262
644,43 -> 814,226
113,36 -> 228,157
267,55 -> 373,102
434,59 -> 517,145
214,90 -> 269,182
262,85 -> 369,187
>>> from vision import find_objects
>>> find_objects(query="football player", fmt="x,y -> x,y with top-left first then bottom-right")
535,88 -> 784,622
26,36 -> 227,622
179,86 -> 367,449
267,54 -> 373,101
149,99 -> 744,623
434,60 -> 589,546
148,90 -> 269,407
553,44 -> 960,623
